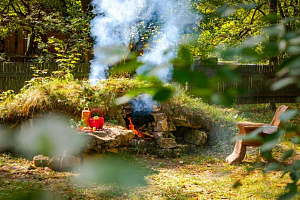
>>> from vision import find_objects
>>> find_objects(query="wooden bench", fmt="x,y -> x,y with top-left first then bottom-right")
226,105 -> 289,164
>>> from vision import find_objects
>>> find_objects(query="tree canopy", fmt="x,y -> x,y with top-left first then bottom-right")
0,0 -> 299,66
0,0 -> 93,65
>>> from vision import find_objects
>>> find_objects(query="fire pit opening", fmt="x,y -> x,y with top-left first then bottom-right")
124,111 -> 155,139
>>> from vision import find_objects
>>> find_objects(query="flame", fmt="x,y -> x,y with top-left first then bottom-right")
127,116 -> 144,138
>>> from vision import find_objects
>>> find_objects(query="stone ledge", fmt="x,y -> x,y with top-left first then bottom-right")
80,125 -> 135,153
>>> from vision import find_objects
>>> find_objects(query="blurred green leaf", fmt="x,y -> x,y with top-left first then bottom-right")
263,24 -> 285,37
94,46 -> 129,65
264,163 -> 282,172
240,3 -> 256,10
216,3 -> 237,17
286,46 -> 300,55
211,93 -> 225,105
271,77 -> 296,91
216,65 -> 240,83
288,35 -> 300,45
15,190 -> 55,200
110,59 -> 143,75
77,156 -> 148,187
261,42 -> 280,57
279,190 -> 298,200
153,87 -> 173,101
261,130 -> 285,153
241,36 -> 265,49
172,46 -> 194,69
262,14 -> 279,24
173,68 -> 208,88
136,75 -> 164,86
280,110 -> 299,123
233,180 -> 242,188
236,127 -> 263,142
217,46 -> 238,61
239,47 -> 260,62
282,150 -> 294,162
18,115 -> 84,156
292,160 -> 300,171
260,139 -> 277,153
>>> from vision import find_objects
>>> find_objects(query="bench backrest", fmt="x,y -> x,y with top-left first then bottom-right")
270,105 -> 289,127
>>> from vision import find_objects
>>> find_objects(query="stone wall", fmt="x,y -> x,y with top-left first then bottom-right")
121,103 -> 208,158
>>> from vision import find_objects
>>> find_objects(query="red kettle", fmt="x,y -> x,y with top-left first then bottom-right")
88,109 -> 104,130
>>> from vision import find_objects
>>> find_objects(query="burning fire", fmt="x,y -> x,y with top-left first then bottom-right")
127,116 -> 144,138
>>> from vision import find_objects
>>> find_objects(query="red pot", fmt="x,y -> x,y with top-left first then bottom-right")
88,109 -> 104,130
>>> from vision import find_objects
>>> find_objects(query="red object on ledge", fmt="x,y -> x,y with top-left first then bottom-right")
88,109 -> 104,130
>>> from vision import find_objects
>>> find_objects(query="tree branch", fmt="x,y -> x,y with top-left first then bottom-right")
257,7 -> 266,16
250,7 -> 258,25
238,28 -> 251,38
59,0 -> 69,17
291,0 -> 299,17
0,0 -> 13,14
241,9 -> 252,22
246,2 -> 267,37
250,2 -> 267,19
278,2 -> 285,18
237,2 -> 267,39
11,4 -> 26,17
20,0 -> 30,15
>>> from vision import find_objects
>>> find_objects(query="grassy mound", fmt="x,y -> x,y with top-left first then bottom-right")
0,77 -> 240,147
0,77 -> 148,123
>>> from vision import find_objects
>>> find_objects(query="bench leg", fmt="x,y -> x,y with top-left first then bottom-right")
226,139 -> 246,164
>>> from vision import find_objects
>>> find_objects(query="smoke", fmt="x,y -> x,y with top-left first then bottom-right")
89,0 -> 199,85
89,0 -> 144,85
17,115 -> 84,157
136,0 -> 199,82
130,93 -> 157,113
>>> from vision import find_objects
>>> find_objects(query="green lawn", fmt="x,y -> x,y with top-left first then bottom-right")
0,103 -> 299,199
0,147 -> 298,200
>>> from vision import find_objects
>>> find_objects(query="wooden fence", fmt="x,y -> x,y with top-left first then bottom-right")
236,65 -> 296,104
0,62 -> 89,92
0,62 -> 299,104
194,64 -> 299,104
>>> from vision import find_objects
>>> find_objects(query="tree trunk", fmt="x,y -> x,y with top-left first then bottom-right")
268,0 -> 278,67
268,0 -> 278,109
269,0 -> 277,19
81,0 -> 92,12
59,0 -> 69,17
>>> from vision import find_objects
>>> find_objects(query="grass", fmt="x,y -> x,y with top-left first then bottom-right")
0,77 -> 299,199
0,143 -> 299,199
234,103 -> 300,124
133,156 -> 289,199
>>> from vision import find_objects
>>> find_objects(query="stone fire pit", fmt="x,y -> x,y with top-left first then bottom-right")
18,100 -> 210,172
79,109 -> 208,158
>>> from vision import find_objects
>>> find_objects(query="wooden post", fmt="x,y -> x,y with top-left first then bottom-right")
17,30 -> 25,62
